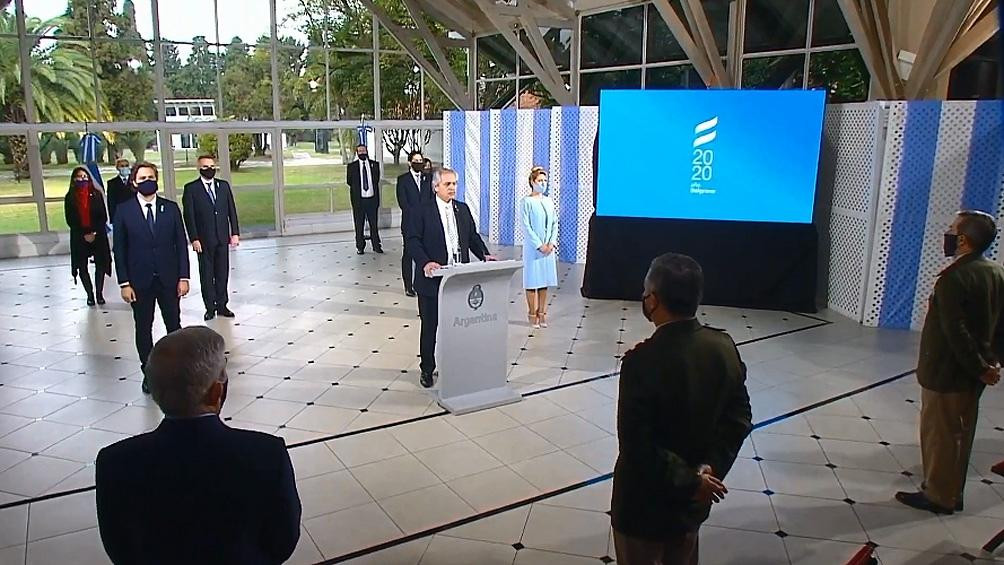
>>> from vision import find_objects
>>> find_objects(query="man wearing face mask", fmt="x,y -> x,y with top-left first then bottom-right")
106,158 -> 134,225
396,150 -> 432,296
611,253 -> 751,565
182,155 -> 240,321
896,211 -> 1004,515
95,327 -> 301,565
346,143 -> 383,255
113,162 -> 191,393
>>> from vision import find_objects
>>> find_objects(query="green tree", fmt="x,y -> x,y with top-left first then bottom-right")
198,132 -> 253,170
0,12 -> 98,178
170,37 -> 217,98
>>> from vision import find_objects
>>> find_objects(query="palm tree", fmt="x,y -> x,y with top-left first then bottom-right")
0,11 -> 100,179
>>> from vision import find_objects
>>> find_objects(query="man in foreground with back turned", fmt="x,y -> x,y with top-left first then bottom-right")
611,253 -> 752,565
95,326 -> 302,565
896,211 -> 1004,515
407,167 -> 495,388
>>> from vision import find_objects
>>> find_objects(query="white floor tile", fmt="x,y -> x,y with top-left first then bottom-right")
447,466 -> 541,512
305,502 -> 403,558
351,453 -> 441,500
379,484 -> 474,534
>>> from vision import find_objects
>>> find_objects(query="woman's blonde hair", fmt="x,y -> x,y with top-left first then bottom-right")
528,166 -> 547,189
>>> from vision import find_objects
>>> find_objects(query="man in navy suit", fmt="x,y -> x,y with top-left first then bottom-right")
95,326 -> 301,565
406,167 -> 495,388
113,162 -> 190,393
396,149 -> 432,296
182,155 -> 240,321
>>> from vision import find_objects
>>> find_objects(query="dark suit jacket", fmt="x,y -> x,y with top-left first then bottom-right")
113,196 -> 191,291
346,158 -> 381,205
611,319 -> 752,539
64,186 -> 112,278
918,253 -> 1004,393
95,416 -> 301,565
106,176 -> 133,224
405,198 -> 489,297
182,178 -> 240,246
395,171 -> 432,232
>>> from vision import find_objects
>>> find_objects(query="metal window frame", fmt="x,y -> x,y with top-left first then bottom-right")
4,1 -> 453,238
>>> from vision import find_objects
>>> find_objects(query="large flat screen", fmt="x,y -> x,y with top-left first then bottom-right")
596,89 -> 826,223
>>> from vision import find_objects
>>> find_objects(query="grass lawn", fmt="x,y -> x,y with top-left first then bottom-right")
0,160 -> 411,234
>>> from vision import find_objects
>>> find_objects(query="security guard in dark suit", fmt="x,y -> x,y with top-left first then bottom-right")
897,211 -> 1004,515
611,253 -> 752,565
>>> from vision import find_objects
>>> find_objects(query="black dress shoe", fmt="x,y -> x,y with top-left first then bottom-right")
204,310 -> 216,321
420,372 -> 434,388
217,307 -> 235,318
141,377 -> 150,394
895,491 -> 954,514
86,295 -> 96,307
357,249 -> 364,255
96,294 -> 105,305
405,289 -> 416,297
374,247 -> 384,254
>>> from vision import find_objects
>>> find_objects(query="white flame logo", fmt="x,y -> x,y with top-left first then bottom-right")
693,117 -> 718,148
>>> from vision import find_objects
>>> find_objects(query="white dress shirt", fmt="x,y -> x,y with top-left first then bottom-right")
437,197 -> 460,264
137,193 -> 157,222
203,179 -> 216,203
360,160 -> 374,198
412,171 -> 422,194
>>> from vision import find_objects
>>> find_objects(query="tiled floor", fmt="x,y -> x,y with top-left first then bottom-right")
0,233 -> 999,564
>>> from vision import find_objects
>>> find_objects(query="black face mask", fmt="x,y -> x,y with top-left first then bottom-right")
358,153 -> 368,161
944,233 -> 960,257
411,163 -> 424,173
641,293 -> 655,322
200,167 -> 216,180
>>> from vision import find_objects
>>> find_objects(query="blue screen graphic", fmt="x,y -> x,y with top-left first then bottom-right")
596,89 -> 826,223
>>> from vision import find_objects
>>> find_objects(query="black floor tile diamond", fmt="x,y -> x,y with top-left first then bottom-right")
774,530 -> 788,538
511,543 -> 524,551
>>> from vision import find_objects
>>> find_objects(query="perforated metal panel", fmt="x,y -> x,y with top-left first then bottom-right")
823,103 -> 884,321
576,107 -> 600,263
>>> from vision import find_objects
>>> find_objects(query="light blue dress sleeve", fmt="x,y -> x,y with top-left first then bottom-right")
546,197 -> 558,245
521,198 -> 544,250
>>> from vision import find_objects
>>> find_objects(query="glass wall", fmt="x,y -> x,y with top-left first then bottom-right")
0,0 -> 446,238
575,0 -> 865,106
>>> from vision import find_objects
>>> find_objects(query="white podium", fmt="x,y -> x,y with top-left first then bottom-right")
433,260 -> 523,414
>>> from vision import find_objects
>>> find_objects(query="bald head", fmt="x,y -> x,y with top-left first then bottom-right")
147,326 -> 228,418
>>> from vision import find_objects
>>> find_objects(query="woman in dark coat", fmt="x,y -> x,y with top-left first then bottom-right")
64,166 -> 112,306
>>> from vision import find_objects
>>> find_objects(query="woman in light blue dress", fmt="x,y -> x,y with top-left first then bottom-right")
521,166 -> 558,329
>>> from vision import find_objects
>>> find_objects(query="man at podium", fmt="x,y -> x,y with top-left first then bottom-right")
406,167 -> 495,388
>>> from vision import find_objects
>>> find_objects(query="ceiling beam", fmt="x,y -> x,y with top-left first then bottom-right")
906,0 -> 974,98
519,13 -> 568,94
357,0 -> 471,109
934,6 -> 1000,81
414,0 -> 478,36
682,0 -> 730,86
650,0 -> 719,87
836,0 -> 894,98
402,0 -> 470,103
472,0 -> 575,105
868,0 -> 905,98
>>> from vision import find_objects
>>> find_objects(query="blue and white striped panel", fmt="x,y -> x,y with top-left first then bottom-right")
555,106 -> 581,263
463,111 -> 482,230
575,107 -> 599,263
489,111 -> 502,243
871,101 -> 1004,330
498,109 -> 518,246
514,110 -> 535,247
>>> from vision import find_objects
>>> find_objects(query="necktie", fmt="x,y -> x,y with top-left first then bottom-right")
445,205 -> 459,264
206,182 -> 216,207
145,203 -> 155,234
362,162 -> 371,194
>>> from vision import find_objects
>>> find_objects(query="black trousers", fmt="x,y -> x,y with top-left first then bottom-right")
352,198 -> 381,251
417,294 -> 438,375
132,278 -> 182,370
78,265 -> 106,299
198,242 -> 230,311
401,232 -> 416,292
